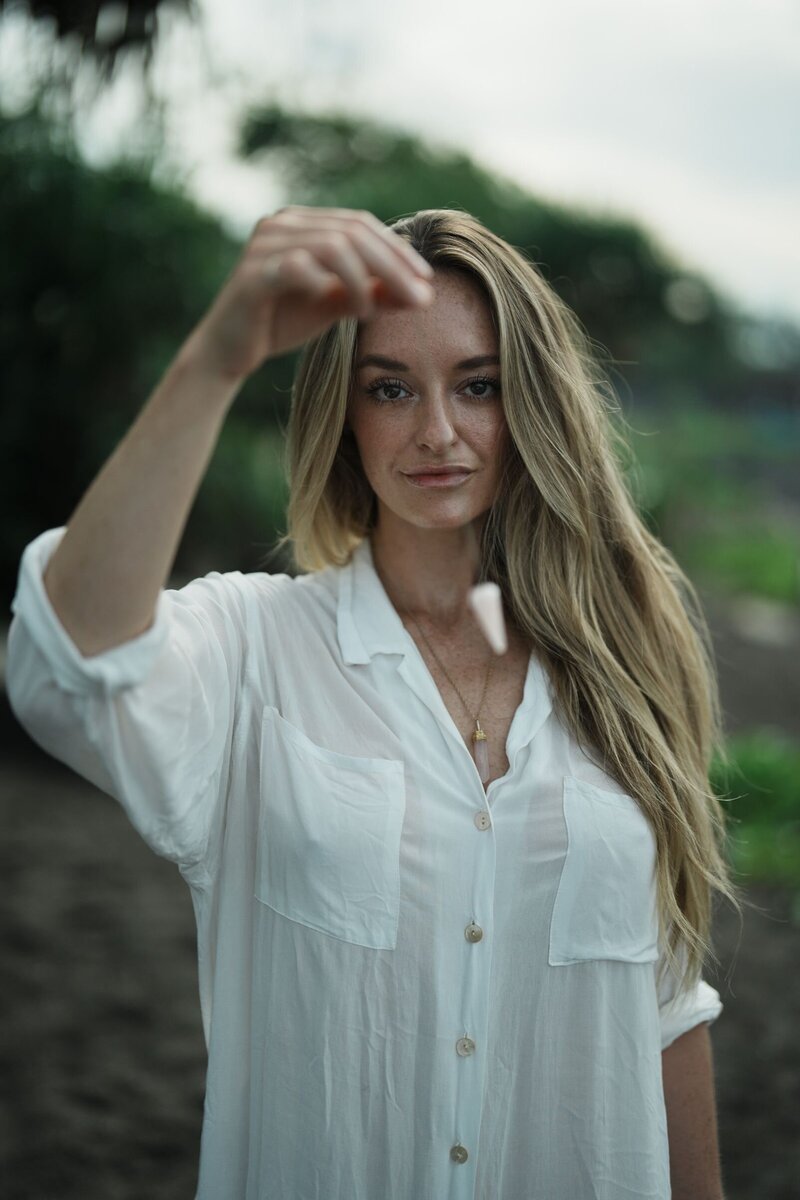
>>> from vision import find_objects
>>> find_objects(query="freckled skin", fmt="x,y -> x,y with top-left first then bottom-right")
346,268 -> 508,624
347,268 -> 507,535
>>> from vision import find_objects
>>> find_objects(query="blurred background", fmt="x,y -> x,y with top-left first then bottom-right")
0,0 -> 798,1196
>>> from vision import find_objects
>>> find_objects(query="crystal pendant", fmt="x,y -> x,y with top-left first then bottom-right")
472,724 -> 490,786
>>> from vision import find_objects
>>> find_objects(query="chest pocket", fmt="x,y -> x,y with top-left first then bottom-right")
548,776 -> 660,966
256,706 -> 406,949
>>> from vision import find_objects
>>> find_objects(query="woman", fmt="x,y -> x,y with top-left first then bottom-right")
7,205 -> 740,1198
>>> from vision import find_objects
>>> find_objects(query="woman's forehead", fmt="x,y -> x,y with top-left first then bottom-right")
357,278 -> 497,362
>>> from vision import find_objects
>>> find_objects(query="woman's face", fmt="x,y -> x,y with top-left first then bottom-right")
346,269 -> 508,534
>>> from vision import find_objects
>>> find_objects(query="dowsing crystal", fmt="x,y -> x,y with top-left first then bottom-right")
467,582 -> 508,656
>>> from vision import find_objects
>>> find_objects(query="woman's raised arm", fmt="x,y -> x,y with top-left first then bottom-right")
42,205 -> 434,658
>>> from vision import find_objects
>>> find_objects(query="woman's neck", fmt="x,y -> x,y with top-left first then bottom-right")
369,521 -> 484,628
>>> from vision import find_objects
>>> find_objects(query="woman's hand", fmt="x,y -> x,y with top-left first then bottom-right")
183,205 -> 435,383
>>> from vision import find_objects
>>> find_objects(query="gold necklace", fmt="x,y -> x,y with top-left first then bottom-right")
400,610 -> 494,788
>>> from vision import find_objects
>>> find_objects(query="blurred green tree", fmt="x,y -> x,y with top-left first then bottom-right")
0,101 -> 291,603
238,104 -> 739,405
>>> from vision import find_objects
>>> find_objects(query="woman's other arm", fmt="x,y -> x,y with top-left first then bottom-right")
662,1022 -> 726,1200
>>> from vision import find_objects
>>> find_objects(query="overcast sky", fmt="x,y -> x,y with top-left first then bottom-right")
2,0 -> 799,324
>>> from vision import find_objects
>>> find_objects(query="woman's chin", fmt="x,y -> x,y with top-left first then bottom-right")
390,505 -> 486,532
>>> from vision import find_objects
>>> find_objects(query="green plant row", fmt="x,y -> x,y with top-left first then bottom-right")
625,404 -> 800,607
711,729 -> 800,903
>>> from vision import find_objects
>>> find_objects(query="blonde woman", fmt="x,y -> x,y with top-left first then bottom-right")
7,205 -> 740,1199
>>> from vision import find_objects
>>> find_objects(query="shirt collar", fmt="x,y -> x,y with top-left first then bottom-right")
335,538 -> 555,748
336,535 -> 410,664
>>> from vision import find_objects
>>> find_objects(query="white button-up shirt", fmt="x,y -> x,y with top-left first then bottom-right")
7,526 -> 724,1200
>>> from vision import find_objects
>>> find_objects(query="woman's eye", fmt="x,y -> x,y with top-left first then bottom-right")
365,378 -> 409,403
364,376 -> 501,404
465,377 -> 500,398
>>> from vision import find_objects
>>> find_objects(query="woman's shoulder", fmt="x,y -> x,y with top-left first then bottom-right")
243,562 -> 338,628
162,562 -> 340,663
171,559 -> 335,603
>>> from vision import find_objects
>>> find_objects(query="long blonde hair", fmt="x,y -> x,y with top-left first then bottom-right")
273,206 -> 745,1001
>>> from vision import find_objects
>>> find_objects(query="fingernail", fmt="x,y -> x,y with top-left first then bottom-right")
412,280 -> 434,302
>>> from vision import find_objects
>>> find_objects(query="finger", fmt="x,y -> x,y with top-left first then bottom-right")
347,220 -> 436,305
324,225 -> 433,308
370,222 -> 435,280
312,231 -> 387,313
258,237 -> 372,314
270,206 -> 434,285
257,224 -> 433,310
263,248 -> 369,314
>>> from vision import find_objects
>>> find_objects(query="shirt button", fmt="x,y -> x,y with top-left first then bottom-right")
450,1143 -> 469,1164
456,1036 -> 476,1057
465,922 -> 483,942
474,810 -> 491,830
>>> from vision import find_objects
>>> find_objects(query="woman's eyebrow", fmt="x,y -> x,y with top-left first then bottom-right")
355,353 -> 500,371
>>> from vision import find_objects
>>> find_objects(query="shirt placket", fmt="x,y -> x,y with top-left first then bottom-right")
395,654 -> 509,1199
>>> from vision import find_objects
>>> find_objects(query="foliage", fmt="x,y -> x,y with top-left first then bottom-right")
238,105 -> 738,400
625,403 -> 800,605
712,730 -> 800,898
0,101 -> 294,601
183,423 -> 291,579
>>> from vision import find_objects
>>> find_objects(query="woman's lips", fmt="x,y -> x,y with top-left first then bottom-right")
403,471 -> 474,488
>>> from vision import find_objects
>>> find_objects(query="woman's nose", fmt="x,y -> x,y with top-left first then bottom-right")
415,396 -> 458,446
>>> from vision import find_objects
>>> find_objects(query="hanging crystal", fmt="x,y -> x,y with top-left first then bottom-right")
467,582 -> 508,655
472,721 -> 490,786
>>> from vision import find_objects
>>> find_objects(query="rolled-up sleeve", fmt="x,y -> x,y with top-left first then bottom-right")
6,526 -> 250,874
655,928 -> 724,1051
